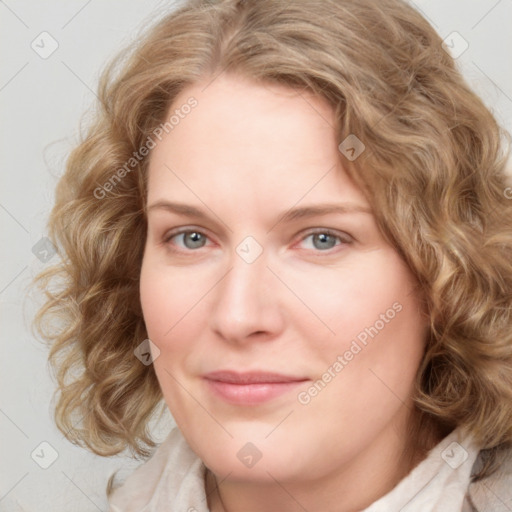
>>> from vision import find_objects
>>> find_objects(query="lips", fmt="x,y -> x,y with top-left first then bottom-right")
203,370 -> 309,405
204,370 -> 308,384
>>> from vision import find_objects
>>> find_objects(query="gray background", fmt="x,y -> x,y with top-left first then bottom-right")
1,1 -> 511,510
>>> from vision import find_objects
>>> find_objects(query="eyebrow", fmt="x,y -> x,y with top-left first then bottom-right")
146,200 -> 372,225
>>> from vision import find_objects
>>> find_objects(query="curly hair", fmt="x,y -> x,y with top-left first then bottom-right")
31,0 -> 512,478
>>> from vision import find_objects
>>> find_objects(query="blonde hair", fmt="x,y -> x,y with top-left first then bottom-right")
32,0 -> 512,478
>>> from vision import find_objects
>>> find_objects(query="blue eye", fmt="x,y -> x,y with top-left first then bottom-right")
299,230 -> 347,251
165,230 -> 209,250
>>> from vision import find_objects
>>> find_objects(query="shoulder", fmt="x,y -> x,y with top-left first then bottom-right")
108,426 -> 208,512
464,444 -> 512,512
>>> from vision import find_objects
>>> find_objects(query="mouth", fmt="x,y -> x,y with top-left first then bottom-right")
203,370 -> 310,405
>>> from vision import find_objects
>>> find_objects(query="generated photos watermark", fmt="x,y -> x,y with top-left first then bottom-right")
93,96 -> 198,200
297,301 -> 403,405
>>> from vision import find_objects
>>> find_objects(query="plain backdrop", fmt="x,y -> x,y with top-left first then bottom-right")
1,1 -> 511,511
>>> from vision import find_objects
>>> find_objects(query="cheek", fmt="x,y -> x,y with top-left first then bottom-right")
286,249 -> 423,348
292,254 -> 426,450
139,257 -> 209,419
139,254 -> 211,344
139,269 -> 172,343
292,249 -> 427,396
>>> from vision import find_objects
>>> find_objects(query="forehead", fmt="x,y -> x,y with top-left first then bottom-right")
146,73 -> 368,211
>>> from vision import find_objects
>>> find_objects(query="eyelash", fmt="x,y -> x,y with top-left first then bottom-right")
162,227 -> 352,255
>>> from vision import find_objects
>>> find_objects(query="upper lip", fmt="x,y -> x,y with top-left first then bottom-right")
204,370 -> 309,384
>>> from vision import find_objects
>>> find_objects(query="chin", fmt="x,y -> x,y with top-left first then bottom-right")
209,435 -> 327,486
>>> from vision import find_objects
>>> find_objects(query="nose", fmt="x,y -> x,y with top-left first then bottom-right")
209,245 -> 285,345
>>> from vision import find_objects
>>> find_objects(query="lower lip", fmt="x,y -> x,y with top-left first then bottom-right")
205,379 -> 307,405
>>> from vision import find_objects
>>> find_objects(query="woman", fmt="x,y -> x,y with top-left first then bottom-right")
32,0 -> 512,510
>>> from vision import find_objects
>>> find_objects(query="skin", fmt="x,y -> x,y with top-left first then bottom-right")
139,73 -> 431,512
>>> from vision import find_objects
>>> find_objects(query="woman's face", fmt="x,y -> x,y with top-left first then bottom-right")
140,74 -> 428,486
